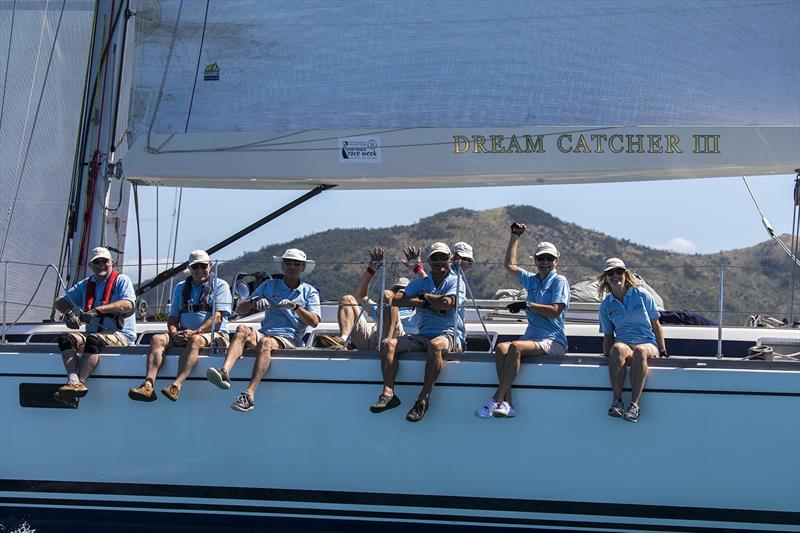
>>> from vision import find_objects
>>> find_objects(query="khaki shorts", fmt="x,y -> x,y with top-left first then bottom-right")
395,333 -> 462,354
172,331 -> 230,349
70,331 -> 130,348
349,314 -> 405,351
618,342 -> 659,360
254,330 -> 299,349
535,338 -> 567,356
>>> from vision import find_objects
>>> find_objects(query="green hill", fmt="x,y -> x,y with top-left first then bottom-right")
147,205 -> 799,325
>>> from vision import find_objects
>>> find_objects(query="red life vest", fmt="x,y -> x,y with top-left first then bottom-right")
85,270 -> 120,312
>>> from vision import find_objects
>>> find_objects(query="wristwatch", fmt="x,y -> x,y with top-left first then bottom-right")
659,349 -> 669,358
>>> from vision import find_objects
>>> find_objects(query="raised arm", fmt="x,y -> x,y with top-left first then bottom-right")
354,247 -> 384,301
504,222 -> 526,277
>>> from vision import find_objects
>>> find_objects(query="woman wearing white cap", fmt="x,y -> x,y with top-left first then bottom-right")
476,222 -> 570,419
598,258 -> 667,423
206,248 -> 321,412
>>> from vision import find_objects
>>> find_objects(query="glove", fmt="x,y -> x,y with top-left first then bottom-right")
79,308 -> 99,322
507,301 -> 527,313
277,299 -> 298,310
64,310 -> 81,329
510,222 -> 526,236
252,297 -> 270,312
368,247 -> 384,270
402,245 -> 421,267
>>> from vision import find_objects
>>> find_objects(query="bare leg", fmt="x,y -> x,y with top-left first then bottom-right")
378,290 -> 400,341
338,295 -> 358,338
630,346 -> 650,405
77,352 -> 101,384
173,334 -> 205,387
609,343 -> 632,401
493,340 -> 543,403
222,325 -> 256,372
380,337 -> 404,395
144,333 -> 170,383
60,333 -> 85,383
418,337 -> 447,402
244,336 -> 280,399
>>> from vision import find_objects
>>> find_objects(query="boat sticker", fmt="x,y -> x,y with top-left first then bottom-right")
339,137 -> 381,163
204,63 -> 220,81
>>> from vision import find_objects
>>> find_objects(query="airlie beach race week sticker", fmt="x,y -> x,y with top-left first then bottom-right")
339,137 -> 382,163
203,63 -> 220,81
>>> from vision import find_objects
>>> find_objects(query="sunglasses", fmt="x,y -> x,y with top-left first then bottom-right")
91,258 -> 109,265
282,259 -> 304,266
190,263 -> 209,270
536,254 -> 556,262
606,268 -> 626,276
458,257 -> 474,264
429,253 -> 450,262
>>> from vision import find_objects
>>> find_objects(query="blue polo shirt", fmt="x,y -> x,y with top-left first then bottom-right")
403,271 -> 465,342
518,268 -> 570,349
169,278 -> 232,332
250,278 -> 321,344
599,286 -> 660,346
63,272 -> 137,343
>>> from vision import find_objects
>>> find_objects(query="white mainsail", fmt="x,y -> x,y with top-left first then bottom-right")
123,0 -> 800,188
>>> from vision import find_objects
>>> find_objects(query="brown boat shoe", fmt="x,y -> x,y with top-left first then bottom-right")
57,382 -> 88,399
128,380 -> 157,402
161,384 -> 180,402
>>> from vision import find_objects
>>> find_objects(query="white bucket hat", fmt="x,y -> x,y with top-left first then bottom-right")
273,248 -> 316,275
452,242 -> 474,261
89,246 -> 112,263
426,242 -> 451,259
534,242 -> 560,258
188,249 -> 211,266
604,257 -> 627,272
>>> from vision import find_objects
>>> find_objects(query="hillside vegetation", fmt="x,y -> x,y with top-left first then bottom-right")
148,205 -> 798,325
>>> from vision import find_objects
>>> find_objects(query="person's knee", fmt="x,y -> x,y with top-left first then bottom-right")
189,334 -> 206,349
83,334 -> 105,355
494,342 -> 510,356
150,333 -> 169,348
382,290 -> 395,304
57,333 -> 78,352
508,341 -> 525,358
427,339 -> 445,358
258,337 -> 274,352
381,337 -> 397,354
339,294 -> 357,307
632,348 -> 648,364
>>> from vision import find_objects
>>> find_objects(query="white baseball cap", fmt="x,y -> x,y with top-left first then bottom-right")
452,242 -> 474,261
273,248 -> 316,275
604,257 -> 627,272
426,242 -> 451,259
534,242 -> 560,258
188,249 -> 211,266
89,246 -> 112,263
392,277 -> 411,290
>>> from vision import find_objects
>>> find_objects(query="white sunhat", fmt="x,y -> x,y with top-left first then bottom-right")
534,241 -> 560,258
89,246 -> 112,263
273,248 -> 316,275
604,257 -> 627,272
188,249 -> 211,266
426,242 -> 451,259
392,277 -> 411,290
452,241 -> 474,261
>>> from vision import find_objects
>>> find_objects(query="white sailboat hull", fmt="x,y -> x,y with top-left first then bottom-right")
1,338 -> 798,532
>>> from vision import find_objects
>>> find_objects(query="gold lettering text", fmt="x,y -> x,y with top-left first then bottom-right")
524,135 -> 545,153
608,134 -> 624,153
572,134 -> 591,153
557,134 -> 572,153
490,135 -> 505,153
453,135 -> 470,154
591,134 -> 607,153
693,134 -> 720,154
665,135 -> 682,153
472,135 -> 488,153
626,135 -> 645,153
646,135 -> 663,153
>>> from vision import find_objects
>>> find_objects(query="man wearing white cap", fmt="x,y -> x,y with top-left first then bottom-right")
207,248 -> 321,412
475,223 -> 570,419
52,246 -> 136,406
371,242 -> 465,422
129,250 -> 232,402
597,257 -> 666,423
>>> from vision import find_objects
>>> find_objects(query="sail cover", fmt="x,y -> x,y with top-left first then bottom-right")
125,0 -> 800,188
0,1 -> 95,322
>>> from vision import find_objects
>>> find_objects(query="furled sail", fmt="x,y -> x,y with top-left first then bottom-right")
123,0 -> 800,188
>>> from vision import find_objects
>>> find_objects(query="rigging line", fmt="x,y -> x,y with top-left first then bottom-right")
741,176 -> 800,267
145,126 -> 620,155
0,0 -> 66,262
146,0 -> 184,152
184,0 -> 210,134
167,188 -> 183,303
133,183 -> 142,291
0,0 -> 16,135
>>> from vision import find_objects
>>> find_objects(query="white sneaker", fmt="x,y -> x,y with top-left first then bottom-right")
475,399 -> 500,418
494,401 -> 516,418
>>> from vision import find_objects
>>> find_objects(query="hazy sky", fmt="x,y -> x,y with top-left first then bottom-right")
122,172 -> 796,278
